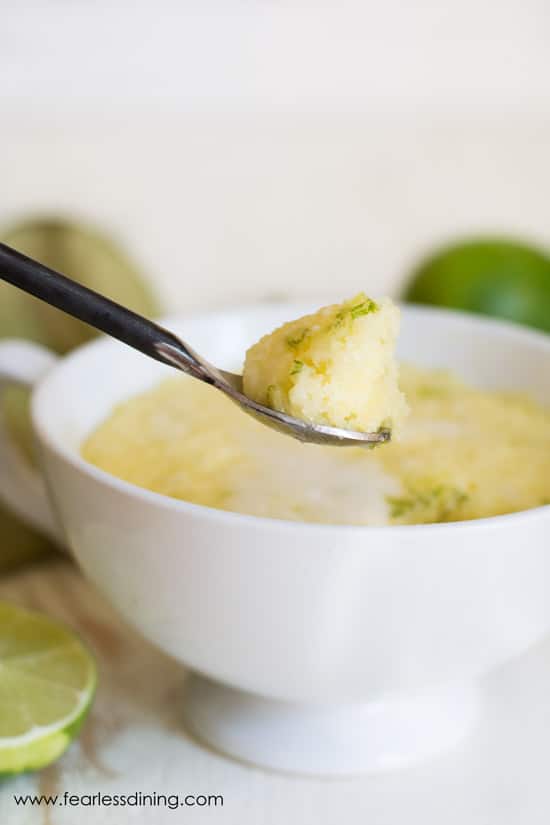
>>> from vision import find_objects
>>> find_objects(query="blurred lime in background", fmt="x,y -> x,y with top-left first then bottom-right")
0,218 -> 160,572
1,219 -> 159,353
403,238 -> 550,333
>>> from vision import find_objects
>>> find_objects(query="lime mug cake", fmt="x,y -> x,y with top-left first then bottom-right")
81,295 -> 550,527
243,293 -> 408,436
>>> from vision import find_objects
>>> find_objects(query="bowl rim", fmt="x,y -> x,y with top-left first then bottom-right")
32,300 -> 550,535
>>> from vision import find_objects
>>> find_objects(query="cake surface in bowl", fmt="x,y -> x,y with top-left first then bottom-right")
81,365 -> 550,525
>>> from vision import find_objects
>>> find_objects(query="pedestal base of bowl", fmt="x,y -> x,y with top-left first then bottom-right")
183,673 -> 480,776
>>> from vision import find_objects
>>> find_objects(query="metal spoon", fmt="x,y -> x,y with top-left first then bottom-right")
0,242 -> 390,447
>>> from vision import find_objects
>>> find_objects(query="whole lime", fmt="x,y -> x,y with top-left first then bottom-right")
404,239 -> 550,333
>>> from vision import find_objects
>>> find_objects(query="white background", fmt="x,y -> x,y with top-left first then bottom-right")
2,0 -> 550,310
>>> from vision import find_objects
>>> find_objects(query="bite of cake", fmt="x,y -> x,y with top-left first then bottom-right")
242,293 -> 409,437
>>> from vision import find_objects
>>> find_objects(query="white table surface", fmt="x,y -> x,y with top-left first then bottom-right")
1,559 -> 550,825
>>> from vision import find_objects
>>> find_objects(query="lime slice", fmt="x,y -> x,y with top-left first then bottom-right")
0,602 -> 97,775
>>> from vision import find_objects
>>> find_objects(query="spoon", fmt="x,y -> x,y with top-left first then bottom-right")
0,242 -> 390,447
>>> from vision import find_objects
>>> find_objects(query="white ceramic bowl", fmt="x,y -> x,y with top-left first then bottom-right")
1,303 -> 549,775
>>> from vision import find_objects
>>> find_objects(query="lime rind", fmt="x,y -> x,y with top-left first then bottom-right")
0,603 -> 97,775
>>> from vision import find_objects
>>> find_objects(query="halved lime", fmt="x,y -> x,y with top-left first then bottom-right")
0,216 -> 161,572
0,602 -> 97,775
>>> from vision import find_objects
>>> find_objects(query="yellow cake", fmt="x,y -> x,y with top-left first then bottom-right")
82,366 -> 550,526
242,294 -> 409,435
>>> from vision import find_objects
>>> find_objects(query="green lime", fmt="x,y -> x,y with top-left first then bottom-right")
404,238 -> 550,332
0,602 -> 97,774
0,217 -> 161,572
1,218 -> 160,354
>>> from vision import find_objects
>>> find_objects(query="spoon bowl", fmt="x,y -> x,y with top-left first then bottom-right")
155,341 -> 391,446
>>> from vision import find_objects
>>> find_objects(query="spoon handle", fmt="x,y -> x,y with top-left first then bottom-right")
0,242 -> 201,371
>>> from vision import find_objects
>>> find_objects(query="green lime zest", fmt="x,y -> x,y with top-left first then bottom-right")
290,360 -> 304,376
350,298 -> 379,319
387,485 -> 468,522
332,295 -> 379,328
286,328 -> 310,349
